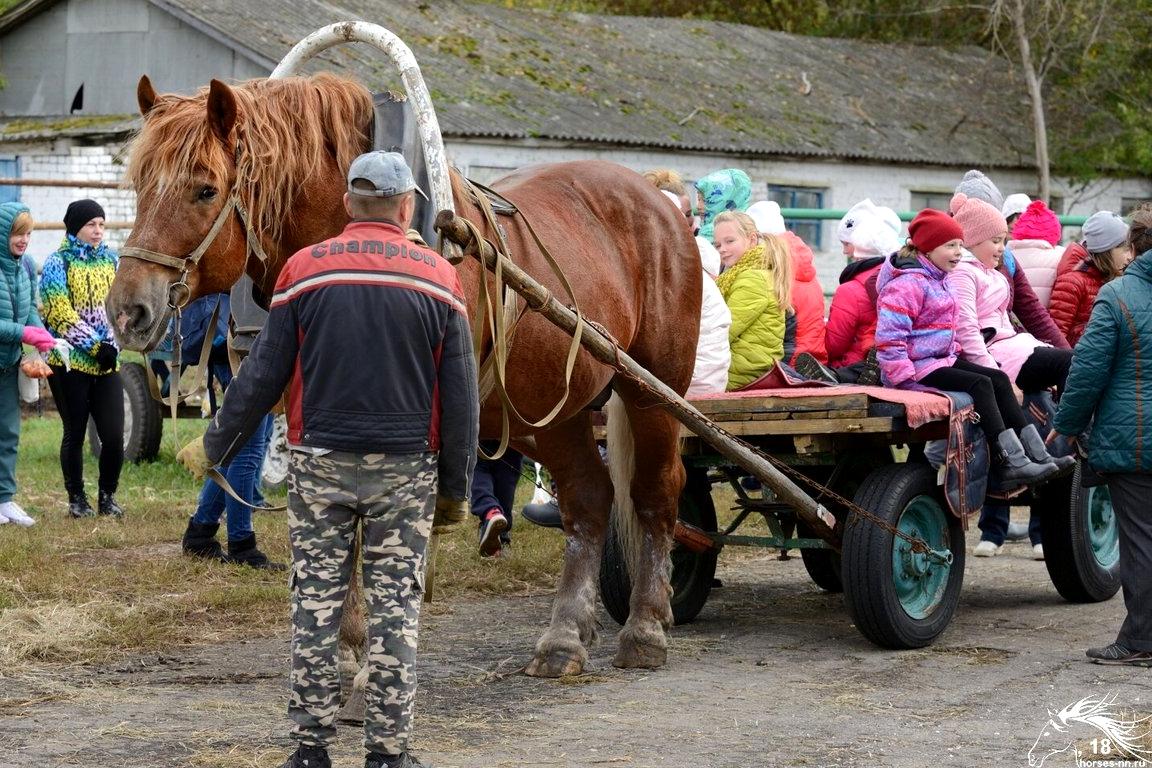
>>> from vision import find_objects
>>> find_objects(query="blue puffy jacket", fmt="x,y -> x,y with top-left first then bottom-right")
1054,247 -> 1152,473
0,203 -> 42,369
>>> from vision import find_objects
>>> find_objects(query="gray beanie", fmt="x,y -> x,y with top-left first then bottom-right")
953,170 -> 1004,210
1082,211 -> 1129,253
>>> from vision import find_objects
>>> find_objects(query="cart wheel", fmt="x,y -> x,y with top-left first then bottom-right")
600,466 -> 718,627
87,362 -> 163,463
842,463 -> 965,649
799,450 -> 894,593
1034,462 -> 1120,603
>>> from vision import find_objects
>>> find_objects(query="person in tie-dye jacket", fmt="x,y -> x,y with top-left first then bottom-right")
40,199 -> 126,520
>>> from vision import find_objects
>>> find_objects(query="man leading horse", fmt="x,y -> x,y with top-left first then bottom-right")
178,150 -> 479,768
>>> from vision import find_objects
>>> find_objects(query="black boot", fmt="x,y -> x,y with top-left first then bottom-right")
226,533 -> 285,570
366,752 -> 426,768
68,492 -> 94,519
280,745 -> 331,768
97,490 -> 124,518
182,518 -> 225,560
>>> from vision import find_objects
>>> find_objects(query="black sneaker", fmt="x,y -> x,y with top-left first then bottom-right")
1086,642 -> 1152,666
856,348 -> 881,386
68,492 -> 95,519
522,498 -> 562,528
281,744 -> 331,768
98,491 -> 124,518
366,752 -> 426,768
793,352 -> 838,384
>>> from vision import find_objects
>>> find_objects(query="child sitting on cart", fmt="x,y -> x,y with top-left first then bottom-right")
873,209 -> 1062,488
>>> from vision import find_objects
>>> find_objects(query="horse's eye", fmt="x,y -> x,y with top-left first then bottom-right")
198,186 -> 217,202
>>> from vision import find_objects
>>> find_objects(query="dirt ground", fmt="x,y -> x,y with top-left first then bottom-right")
1,525 -> 1144,768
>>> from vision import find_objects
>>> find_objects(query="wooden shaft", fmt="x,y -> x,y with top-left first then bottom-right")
435,211 -> 838,546
0,177 -> 123,189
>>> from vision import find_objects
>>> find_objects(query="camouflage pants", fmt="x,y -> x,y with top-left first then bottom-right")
286,449 -> 437,754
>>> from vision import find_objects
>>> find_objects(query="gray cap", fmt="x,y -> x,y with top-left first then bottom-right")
1082,211 -> 1129,253
347,151 -> 427,200
954,169 -> 1004,210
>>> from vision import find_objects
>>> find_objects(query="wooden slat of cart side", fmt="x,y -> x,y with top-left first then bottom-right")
693,393 -> 869,416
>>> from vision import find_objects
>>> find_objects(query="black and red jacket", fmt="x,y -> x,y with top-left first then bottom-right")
203,220 -> 479,500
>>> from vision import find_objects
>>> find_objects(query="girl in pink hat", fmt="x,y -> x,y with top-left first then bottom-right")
875,209 -> 1058,488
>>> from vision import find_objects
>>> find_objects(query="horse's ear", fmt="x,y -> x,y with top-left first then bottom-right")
206,79 -> 238,145
137,75 -> 159,116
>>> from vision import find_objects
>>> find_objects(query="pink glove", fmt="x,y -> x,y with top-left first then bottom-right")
21,326 -> 56,353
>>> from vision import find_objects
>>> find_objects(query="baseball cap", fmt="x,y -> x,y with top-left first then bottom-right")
346,151 -> 428,199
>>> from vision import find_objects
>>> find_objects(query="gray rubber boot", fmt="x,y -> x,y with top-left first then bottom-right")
996,429 -> 1060,486
1019,423 -> 1076,472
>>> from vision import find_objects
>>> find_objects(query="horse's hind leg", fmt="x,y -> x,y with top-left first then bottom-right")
611,392 -> 684,670
525,413 -> 613,678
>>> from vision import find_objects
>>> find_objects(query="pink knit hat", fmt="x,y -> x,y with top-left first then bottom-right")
949,193 -> 1008,248
1011,200 -> 1062,245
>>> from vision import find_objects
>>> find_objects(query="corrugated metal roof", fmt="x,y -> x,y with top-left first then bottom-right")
3,0 -> 1036,167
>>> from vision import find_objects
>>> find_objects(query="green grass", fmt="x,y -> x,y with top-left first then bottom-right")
0,414 -> 566,671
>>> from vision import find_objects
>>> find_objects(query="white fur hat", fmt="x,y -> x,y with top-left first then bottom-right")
837,199 -> 902,244
1001,193 -> 1031,220
746,200 -> 787,235
848,216 -> 903,260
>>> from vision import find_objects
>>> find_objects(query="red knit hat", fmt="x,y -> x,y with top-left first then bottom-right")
908,209 -> 964,254
950,193 -> 1008,247
1011,200 -> 1062,245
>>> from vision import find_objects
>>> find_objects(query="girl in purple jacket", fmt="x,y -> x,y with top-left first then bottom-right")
875,209 -> 1059,487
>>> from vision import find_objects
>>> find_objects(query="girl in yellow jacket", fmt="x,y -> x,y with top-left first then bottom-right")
713,211 -> 792,389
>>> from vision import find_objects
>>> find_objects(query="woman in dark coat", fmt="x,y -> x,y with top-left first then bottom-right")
1054,208 -> 1152,667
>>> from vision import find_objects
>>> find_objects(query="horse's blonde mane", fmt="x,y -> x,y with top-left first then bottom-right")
126,73 -> 373,246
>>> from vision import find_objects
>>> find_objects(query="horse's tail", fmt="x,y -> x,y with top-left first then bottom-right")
606,392 -> 641,580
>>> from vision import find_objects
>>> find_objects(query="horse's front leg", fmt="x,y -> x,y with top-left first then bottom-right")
525,416 -> 612,678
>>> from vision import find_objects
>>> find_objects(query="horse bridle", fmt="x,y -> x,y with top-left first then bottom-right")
119,190 -> 270,312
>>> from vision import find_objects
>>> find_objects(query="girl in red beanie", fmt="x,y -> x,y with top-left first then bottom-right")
1008,200 -> 1063,306
875,209 -> 1059,487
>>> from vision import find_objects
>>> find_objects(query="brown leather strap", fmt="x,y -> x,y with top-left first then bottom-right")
206,467 -> 286,511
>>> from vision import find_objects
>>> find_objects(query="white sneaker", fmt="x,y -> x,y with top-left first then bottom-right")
0,501 -> 35,527
1032,543 -> 1045,560
974,540 -> 1003,557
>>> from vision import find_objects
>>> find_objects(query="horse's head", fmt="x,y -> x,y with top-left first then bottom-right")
108,76 -> 253,351
108,73 -> 373,351
1027,712 -> 1072,768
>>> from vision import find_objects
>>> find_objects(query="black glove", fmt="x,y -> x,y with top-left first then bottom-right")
93,342 -> 118,372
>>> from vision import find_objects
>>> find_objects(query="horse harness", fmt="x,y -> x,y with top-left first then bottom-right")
119,153 -> 285,511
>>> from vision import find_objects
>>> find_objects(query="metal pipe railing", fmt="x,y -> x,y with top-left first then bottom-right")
780,208 -> 1089,226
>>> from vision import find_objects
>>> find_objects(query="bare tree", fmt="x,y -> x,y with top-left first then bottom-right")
984,0 -> 1110,201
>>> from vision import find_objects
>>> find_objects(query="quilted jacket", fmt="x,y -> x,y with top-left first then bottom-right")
1054,247 -> 1152,473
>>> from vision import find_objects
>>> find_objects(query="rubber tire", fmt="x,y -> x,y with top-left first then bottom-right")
1035,462 -> 1121,603
87,362 -> 163,463
798,450 -> 895,593
842,462 -> 965,649
600,466 -> 718,627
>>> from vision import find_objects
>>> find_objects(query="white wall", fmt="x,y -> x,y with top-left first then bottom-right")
8,135 -> 1152,297
446,139 -> 1152,294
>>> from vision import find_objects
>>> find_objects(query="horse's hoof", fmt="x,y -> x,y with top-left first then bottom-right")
613,629 -> 667,669
525,650 -> 585,678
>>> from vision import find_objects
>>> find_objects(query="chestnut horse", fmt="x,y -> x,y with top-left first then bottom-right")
106,74 -> 701,680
